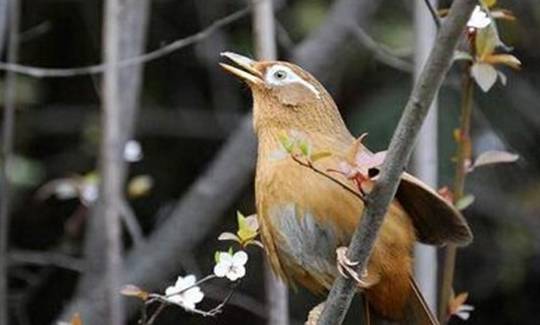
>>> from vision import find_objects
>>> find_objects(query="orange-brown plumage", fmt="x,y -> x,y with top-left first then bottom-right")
220,52 -> 472,323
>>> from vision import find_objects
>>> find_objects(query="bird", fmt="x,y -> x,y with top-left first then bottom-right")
220,52 -> 472,324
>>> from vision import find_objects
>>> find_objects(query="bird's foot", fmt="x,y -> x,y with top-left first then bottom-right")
336,246 -> 375,289
305,301 -> 325,325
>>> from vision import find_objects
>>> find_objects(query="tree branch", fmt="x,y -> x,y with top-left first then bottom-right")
317,1 -> 477,324
0,0 -> 19,323
0,7 -> 249,78
100,0 -> 125,323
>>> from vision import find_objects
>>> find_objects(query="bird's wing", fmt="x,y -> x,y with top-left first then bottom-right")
347,140 -> 472,246
396,173 -> 472,246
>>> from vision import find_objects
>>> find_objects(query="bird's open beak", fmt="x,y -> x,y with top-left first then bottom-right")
220,52 -> 264,85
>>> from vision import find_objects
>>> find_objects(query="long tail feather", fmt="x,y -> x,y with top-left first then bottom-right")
404,276 -> 439,325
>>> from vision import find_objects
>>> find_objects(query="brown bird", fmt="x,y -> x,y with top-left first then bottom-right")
220,52 -> 472,324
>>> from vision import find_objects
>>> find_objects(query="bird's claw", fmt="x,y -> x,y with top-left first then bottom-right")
336,247 -> 370,288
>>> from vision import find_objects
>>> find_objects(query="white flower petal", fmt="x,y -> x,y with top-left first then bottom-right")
186,287 -> 204,304
497,71 -> 507,86
217,232 -> 240,241
226,265 -> 246,281
165,286 -> 178,296
124,140 -> 143,162
55,182 -> 78,199
459,304 -> 475,312
213,262 -> 229,277
165,294 -> 182,304
471,63 -> 498,92
219,252 -> 234,264
81,184 -> 99,204
232,251 -> 248,266
181,300 -> 196,310
456,311 -> 471,320
467,6 -> 491,29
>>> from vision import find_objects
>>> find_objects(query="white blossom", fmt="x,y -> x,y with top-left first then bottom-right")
467,6 -> 491,29
124,140 -> 143,162
455,304 -> 475,321
213,251 -> 248,281
80,182 -> 98,205
164,275 -> 204,310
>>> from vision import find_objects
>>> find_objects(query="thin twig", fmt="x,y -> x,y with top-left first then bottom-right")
438,60 -> 474,323
317,1 -> 476,324
348,23 -> 413,73
144,280 -> 239,322
144,303 -> 166,325
120,199 -> 144,246
8,250 -> 85,272
0,0 -> 20,323
0,7 -> 250,78
290,155 -> 364,202
423,0 -> 442,29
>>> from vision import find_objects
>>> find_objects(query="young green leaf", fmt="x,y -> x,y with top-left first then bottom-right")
455,194 -> 475,211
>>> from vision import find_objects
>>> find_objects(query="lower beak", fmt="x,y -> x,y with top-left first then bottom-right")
220,52 -> 263,85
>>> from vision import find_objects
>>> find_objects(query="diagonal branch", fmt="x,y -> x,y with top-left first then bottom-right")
316,0 -> 477,324
0,7 -> 249,78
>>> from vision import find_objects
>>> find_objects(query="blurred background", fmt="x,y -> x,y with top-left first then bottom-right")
0,0 -> 539,324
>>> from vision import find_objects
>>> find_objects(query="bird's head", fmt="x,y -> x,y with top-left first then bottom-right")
220,52 -> 349,138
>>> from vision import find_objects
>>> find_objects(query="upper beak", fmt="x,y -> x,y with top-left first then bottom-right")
220,52 -> 263,85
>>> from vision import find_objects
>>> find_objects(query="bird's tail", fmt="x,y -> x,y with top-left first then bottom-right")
402,276 -> 439,325
365,276 -> 439,325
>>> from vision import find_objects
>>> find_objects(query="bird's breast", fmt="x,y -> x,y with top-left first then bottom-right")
255,150 -> 361,291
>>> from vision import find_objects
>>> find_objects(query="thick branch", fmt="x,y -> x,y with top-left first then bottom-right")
76,0 -> 150,298
100,0 -> 125,323
317,1 -> 477,324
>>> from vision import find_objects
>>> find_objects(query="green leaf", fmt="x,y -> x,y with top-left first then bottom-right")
455,194 -> 475,210
454,51 -> 473,62
214,251 -> 221,263
311,151 -> 332,162
481,0 -> 496,8
298,139 -> 311,157
278,133 -> 293,153
237,210 -> 246,229
237,211 -> 258,243
476,23 -> 498,59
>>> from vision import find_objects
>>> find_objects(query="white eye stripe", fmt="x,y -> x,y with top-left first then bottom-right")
265,65 -> 320,98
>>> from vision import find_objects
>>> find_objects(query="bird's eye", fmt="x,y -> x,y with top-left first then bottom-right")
273,70 -> 287,80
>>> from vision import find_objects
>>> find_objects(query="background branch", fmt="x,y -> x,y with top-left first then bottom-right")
100,0 -> 125,323
0,0 -> 19,323
317,0 -> 477,323
251,0 -> 290,324
0,7 -> 249,78
412,0 -> 439,314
